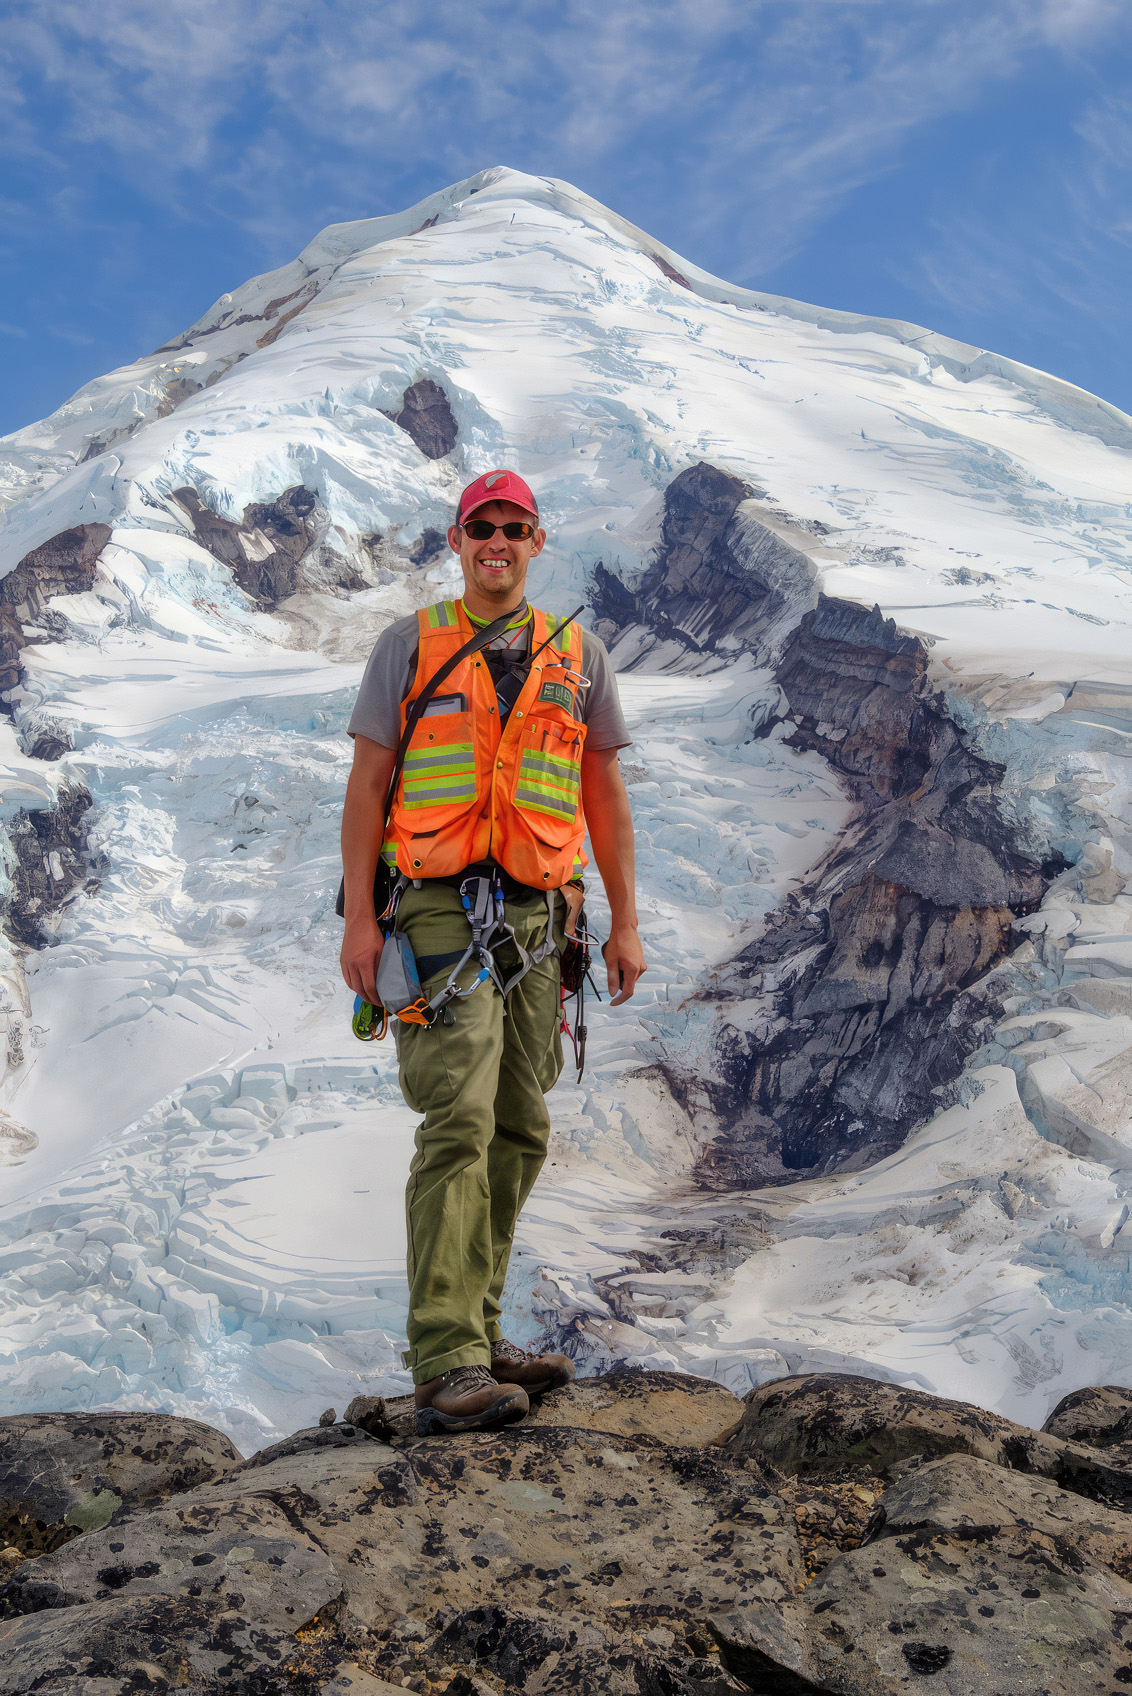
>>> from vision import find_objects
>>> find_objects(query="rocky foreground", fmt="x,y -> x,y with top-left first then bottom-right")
3,1372 -> 1132,1693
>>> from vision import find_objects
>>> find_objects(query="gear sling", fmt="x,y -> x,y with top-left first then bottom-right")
338,600 -> 588,1040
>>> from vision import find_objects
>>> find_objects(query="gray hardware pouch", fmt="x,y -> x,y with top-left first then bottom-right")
375,930 -> 426,1016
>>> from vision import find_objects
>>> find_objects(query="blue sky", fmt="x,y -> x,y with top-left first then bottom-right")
2,0 -> 1131,437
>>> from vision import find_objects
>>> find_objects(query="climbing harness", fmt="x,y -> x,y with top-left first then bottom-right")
352,871 -> 602,1077
352,869 -> 559,1038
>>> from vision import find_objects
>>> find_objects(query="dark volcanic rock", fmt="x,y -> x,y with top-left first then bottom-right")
0,606 -> 27,704
0,1411 -> 239,1558
4,1374 -> 1132,1694
409,526 -> 447,564
638,462 -> 757,638
0,523 -> 112,707
775,594 -> 929,802
1,784 -> 94,950
591,461 -> 817,661
595,475 -> 1061,1185
342,1396 -> 394,1441
390,379 -> 458,459
23,728 -> 72,762
693,594 -> 1058,1181
0,524 -> 112,621
172,483 -> 321,608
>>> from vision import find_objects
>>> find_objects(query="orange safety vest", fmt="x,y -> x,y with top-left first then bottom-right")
386,600 -> 589,889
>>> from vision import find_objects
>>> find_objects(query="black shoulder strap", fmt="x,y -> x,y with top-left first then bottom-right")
336,604 -> 517,919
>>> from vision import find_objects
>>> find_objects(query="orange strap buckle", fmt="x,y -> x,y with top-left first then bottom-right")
396,998 -> 434,1028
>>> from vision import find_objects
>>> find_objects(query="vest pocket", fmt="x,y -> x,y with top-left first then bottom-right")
399,712 -> 477,813
513,720 -> 585,846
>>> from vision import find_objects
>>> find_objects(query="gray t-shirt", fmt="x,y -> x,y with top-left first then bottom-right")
348,603 -> 631,751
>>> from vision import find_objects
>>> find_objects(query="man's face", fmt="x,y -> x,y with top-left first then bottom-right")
447,499 -> 546,606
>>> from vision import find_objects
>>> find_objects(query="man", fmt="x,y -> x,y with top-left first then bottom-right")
340,468 -> 646,1435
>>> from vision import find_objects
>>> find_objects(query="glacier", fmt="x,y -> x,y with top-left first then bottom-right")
0,165 -> 1130,1451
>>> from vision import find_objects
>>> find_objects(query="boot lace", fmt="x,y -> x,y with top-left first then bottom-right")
441,1364 -> 497,1393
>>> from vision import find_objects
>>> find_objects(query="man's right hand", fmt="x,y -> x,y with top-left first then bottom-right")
340,918 -> 385,1005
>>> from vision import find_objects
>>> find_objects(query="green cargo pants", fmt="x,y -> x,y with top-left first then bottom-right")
393,880 -> 567,1385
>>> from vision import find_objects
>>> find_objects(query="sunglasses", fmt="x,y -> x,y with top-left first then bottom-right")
461,519 -> 536,541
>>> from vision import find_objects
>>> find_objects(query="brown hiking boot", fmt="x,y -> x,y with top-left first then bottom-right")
414,1364 -> 529,1435
490,1338 -> 576,1395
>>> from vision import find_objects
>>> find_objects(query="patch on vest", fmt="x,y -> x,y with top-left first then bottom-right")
539,680 -> 576,713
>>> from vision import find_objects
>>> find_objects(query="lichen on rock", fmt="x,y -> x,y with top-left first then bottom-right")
4,1370 -> 1132,1693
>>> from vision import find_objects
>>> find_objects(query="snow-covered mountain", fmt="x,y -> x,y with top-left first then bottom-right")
1,166 -> 1130,1450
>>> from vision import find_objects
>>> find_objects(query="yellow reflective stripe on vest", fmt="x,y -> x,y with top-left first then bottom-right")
381,838 -> 398,867
543,612 -> 574,658
515,747 -> 580,820
402,741 -> 476,808
425,600 -> 460,630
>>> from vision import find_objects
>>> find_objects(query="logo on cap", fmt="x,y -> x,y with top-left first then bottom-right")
485,471 -> 506,488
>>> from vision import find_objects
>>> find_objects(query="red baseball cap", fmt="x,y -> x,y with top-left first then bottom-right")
457,468 -> 539,525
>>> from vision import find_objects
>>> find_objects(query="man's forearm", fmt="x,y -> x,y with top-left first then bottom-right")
586,790 -> 638,927
340,739 -> 398,1001
341,784 -> 386,921
581,747 -> 646,1003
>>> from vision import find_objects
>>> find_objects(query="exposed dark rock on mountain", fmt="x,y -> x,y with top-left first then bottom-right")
0,608 -> 26,705
22,727 -> 72,762
410,526 -> 448,564
3,1371 -> 1132,1694
155,374 -> 202,414
650,251 -> 693,289
775,595 -> 929,801
255,283 -> 319,349
590,465 -> 1070,1183
389,379 -> 458,459
1,785 -> 95,950
0,523 -> 113,709
172,484 -> 321,608
692,594 -> 1061,1181
1,523 -> 112,619
154,280 -> 322,358
590,461 -> 817,662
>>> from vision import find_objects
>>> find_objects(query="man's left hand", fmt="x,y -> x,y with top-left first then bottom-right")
603,922 -> 646,1006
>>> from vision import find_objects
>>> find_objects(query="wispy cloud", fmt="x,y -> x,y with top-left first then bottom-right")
906,62 -> 1132,388
5,0 -> 1129,269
